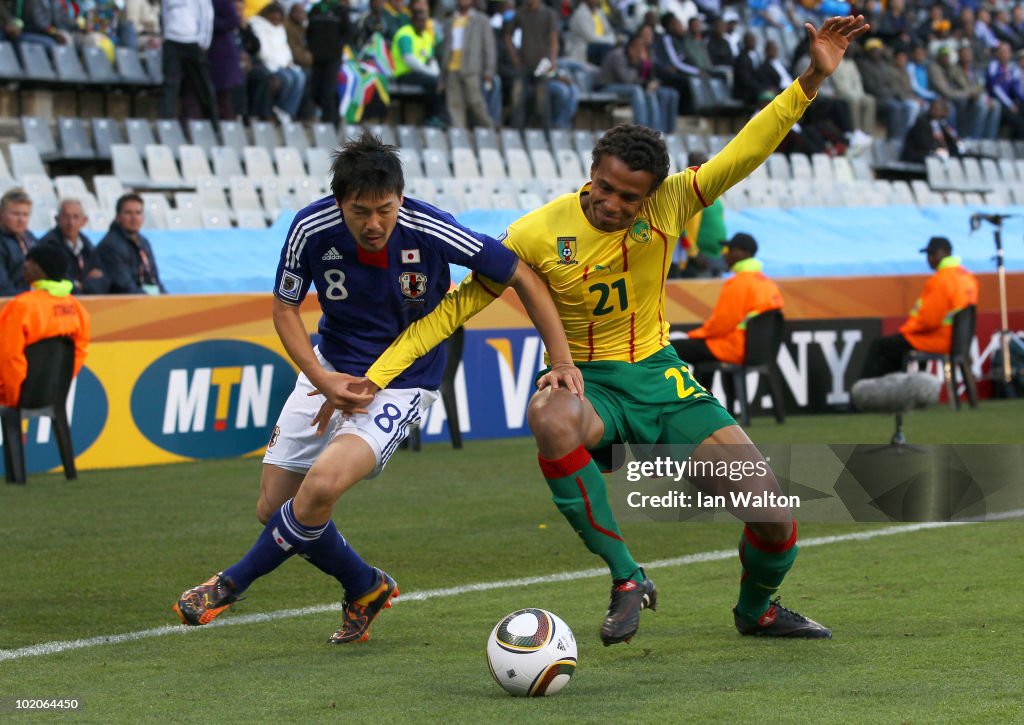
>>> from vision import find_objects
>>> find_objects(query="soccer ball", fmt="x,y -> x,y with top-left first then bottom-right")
486,608 -> 577,697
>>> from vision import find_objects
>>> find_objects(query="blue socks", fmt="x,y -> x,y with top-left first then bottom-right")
223,499 -> 376,597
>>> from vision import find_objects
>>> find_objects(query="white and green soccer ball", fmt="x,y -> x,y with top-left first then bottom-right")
486,608 -> 577,697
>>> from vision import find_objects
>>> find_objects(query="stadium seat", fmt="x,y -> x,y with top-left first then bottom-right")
663,133 -> 684,160
18,42 -> 57,82
125,118 -> 156,156
406,177 -> 437,203
905,305 -> 978,410
447,126 -> 471,150
478,148 -> 506,177
305,148 -> 331,183
452,148 -> 480,178
192,175 -> 231,213
683,133 -> 709,156
20,116 -> 59,160
57,117 -> 95,160
115,47 -> 150,85
500,128 -> 524,151
212,145 -> 245,183
235,209 -> 267,228
473,127 -> 498,151
145,144 -> 187,188
694,309 -> 786,426
90,118 -> 123,161
273,147 -> 306,178
86,207 -> 112,232
250,121 -> 282,153
571,129 -> 596,155
339,123 -> 363,143
433,192 -> 464,214
547,129 -> 571,153
219,120 -> 249,155
517,191 -> 542,208
766,154 -> 790,180
421,149 -> 451,178
93,175 -> 126,210
58,175 -> 95,204
397,148 -> 424,178
9,143 -> 48,180
201,208 -> 232,229
523,128 -> 550,153
243,146 -> 277,180
142,46 -> 162,84
260,177 -> 288,217
155,119 -> 187,159
293,176 -> 323,206
366,123 -> 396,146
462,186 -> 492,210
51,45 -> 88,83
1,337 -> 77,484
422,126 -> 448,153
172,192 -> 203,225
109,146 -> 151,192
82,46 -> 118,84
529,149 -> 560,180
491,190 -> 518,208
789,154 -> 813,181
229,176 -> 263,216
281,121 -> 310,153
0,41 -> 22,81
504,148 -> 533,180
396,124 -> 421,151
980,157 -> 1003,183
140,192 -> 171,229
179,144 -> 213,184
554,149 -> 584,181
311,122 -> 339,150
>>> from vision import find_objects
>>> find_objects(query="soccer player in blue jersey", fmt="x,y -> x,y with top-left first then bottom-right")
173,133 -> 582,643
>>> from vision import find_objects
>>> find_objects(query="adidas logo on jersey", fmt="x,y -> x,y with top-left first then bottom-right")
321,247 -> 343,261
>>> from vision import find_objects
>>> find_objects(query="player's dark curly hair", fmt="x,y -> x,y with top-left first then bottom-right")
591,125 -> 671,192
330,131 -> 405,203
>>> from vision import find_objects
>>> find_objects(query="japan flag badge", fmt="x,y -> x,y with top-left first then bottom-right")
401,249 -> 421,264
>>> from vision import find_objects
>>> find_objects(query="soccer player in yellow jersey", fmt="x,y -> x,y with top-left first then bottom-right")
329,15 -> 868,646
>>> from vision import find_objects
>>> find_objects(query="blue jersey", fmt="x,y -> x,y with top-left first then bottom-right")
274,196 -> 518,389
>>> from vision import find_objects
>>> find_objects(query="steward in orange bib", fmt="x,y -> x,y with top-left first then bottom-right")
673,232 -> 784,367
0,245 -> 90,408
859,236 -> 978,379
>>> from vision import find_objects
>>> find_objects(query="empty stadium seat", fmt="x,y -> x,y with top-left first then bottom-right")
547,129 -> 571,153
179,145 -> 214,184
145,144 -> 186,187
305,148 -> 331,183
397,148 -> 424,178
142,46 -> 162,84
140,192 -> 171,229
229,176 -> 263,215
243,146 -> 277,180
523,128 -> 549,153
125,118 -> 156,155
115,47 -> 150,85
504,148 -> 533,179
447,127 -> 471,150
57,118 -> 95,160
396,124 -> 421,151
93,175 -> 126,210
528,149 -> 559,179
0,41 -> 22,80
82,46 -> 118,84
219,120 -> 249,155
51,45 -> 88,83
273,147 -> 306,177
21,116 -> 58,159
281,122 -> 310,153
155,119 -> 187,159
473,127 -> 498,151
172,192 -> 203,223
250,121 -> 282,152
55,175 -> 93,205
422,126 -> 448,153
367,123 -> 396,146
236,209 -> 267,228
500,128 -> 524,151
192,175 -> 231,213
86,208 -> 112,232
452,148 -> 480,178
201,209 -> 232,229
211,145 -> 245,183
311,122 -> 339,150
293,177 -> 323,206
789,154 -> 813,180
555,149 -> 584,181
572,129 -> 596,155
9,143 -> 47,180
478,148 -> 506,178
421,149 -> 451,178
90,118 -> 123,161
19,43 -> 57,82
462,187 -> 492,210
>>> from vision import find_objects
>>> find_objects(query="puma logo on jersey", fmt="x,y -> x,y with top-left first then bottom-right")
322,247 -> 343,261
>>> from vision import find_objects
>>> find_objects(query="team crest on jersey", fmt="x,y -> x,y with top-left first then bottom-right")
268,425 -> 280,448
629,218 -> 652,244
556,237 -> 578,265
400,271 -> 428,299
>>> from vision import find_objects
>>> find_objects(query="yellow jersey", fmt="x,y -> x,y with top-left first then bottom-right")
367,79 -> 812,388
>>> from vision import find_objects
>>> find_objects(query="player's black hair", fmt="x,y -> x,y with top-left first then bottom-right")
591,125 -> 671,193
330,131 -> 405,203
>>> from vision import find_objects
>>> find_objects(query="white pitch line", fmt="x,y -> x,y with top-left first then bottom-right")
3,512 -> 1022,664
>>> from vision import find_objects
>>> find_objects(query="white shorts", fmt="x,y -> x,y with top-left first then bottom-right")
263,348 -> 439,479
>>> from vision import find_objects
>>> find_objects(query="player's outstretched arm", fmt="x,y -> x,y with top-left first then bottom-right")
797,15 -> 870,98
689,15 -> 868,207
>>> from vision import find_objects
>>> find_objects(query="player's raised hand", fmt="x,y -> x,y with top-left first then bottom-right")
536,361 -> 585,399
804,15 -> 869,77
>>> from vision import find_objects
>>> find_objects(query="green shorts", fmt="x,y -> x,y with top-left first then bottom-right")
543,346 -> 736,471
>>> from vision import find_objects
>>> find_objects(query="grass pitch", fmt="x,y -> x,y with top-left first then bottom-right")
2,402 -> 1023,723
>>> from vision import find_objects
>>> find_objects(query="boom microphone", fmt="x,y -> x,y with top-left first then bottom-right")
851,372 -> 941,413
970,213 -> 1018,231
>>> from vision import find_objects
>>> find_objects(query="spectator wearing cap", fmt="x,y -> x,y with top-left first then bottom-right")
858,39 -> 919,140
0,244 -> 90,409
672,233 -> 784,368
929,44 -> 1000,140
859,237 -> 978,380
38,199 -> 109,295
0,188 -> 36,297
96,193 -> 167,295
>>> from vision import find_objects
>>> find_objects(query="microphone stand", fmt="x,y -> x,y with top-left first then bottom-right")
973,214 -> 1020,397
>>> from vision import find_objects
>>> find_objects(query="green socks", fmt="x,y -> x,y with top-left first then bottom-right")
538,446 -> 642,583
735,521 -> 798,621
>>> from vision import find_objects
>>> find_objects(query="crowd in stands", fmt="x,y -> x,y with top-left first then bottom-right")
8,0 -> 1024,153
